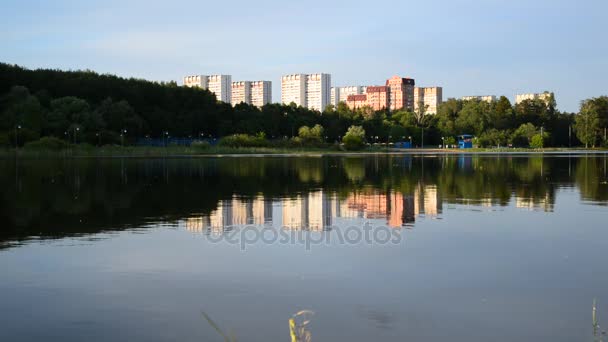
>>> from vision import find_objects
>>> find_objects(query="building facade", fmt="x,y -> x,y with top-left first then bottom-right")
331,86 -> 368,107
281,74 -> 307,107
346,94 -> 368,110
365,86 -> 390,111
183,74 -> 232,103
462,95 -> 497,102
281,73 -> 331,111
305,73 -> 331,111
515,92 -> 553,105
231,81 -> 251,106
414,87 -> 443,114
208,75 -> 232,103
330,87 -> 340,107
386,76 -> 415,111
183,75 -> 209,88
250,81 -> 272,107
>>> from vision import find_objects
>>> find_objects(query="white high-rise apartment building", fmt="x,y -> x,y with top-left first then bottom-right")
231,81 -> 251,106
331,86 -> 366,106
250,81 -> 272,107
414,87 -> 443,114
306,73 -> 331,111
515,92 -> 553,105
281,74 -> 307,107
330,87 -> 340,107
462,95 -> 497,102
281,73 -> 331,111
208,75 -> 232,103
183,75 -> 209,88
230,81 -> 272,107
183,74 -> 232,103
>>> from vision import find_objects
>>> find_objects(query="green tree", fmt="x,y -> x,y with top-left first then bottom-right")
574,101 -> 600,148
511,123 -> 537,147
436,98 -> 462,136
0,86 -> 45,140
342,125 -> 366,150
298,124 -> 324,143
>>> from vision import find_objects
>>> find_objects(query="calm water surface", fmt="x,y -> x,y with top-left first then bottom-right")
1,154 -> 607,341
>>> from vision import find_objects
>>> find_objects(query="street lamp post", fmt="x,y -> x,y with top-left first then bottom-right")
74,127 -> 80,145
15,125 -> 21,150
409,136 -> 412,148
121,129 -> 127,147
96,132 -> 100,147
441,137 -> 445,149
421,127 -> 424,149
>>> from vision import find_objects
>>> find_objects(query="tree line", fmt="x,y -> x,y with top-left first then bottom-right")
1,62 -> 607,148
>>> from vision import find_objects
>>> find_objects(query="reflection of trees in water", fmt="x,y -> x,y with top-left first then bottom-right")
1,155 -> 606,246
577,155 -> 608,205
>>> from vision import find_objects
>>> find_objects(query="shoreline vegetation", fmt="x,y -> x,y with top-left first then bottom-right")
2,145 -> 607,158
2,63 -> 608,154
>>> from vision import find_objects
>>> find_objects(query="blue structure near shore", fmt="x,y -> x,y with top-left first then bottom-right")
458,135 -> 474,149
393,141 -> 412,148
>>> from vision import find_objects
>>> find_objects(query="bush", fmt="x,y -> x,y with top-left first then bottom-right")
218,134 -> 269,148
510,123 -> 537,147
24,137 -> 70,150
342,125 -> 366,150
530,132 -> 550,149
298,124 -> 324,144
0,133 -> 9,147
477,129 -> 509,148
191,140 -> 211,150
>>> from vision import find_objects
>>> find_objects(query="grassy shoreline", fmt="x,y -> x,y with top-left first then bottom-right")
1,145 -> 608,158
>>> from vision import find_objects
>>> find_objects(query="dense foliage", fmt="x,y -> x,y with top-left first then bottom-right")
1,63 -> 607,148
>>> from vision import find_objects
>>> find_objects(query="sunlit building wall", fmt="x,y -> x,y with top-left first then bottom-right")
386,76 -> 416,111
306,73 -> 331,111
515,92 -> 553,105
231,81 -> 251,106
281,74 -> 307,107
184,74 -> 232,103
250,81 -> 272,107
462,95 -> 497,102
414,87 -> 443,114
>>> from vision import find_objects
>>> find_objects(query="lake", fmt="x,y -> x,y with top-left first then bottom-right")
1,154 -> 607,341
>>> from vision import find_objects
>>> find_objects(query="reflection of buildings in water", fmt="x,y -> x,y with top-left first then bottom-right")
187,186 -> 443,234
282,191 -> 331,231
252,196 -> 273,225
515,195 -> 554,212
414,185 -> 442,217
343,187 -> 441,228
186,216 -> 208,233
186,195 -> 273,234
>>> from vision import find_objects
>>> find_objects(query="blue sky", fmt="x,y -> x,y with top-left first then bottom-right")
1,0 -> 606,112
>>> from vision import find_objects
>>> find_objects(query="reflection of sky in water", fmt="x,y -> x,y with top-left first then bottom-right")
1,156 -> 607,342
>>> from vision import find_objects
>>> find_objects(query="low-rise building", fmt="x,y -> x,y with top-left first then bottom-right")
346,94 -> 368,110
